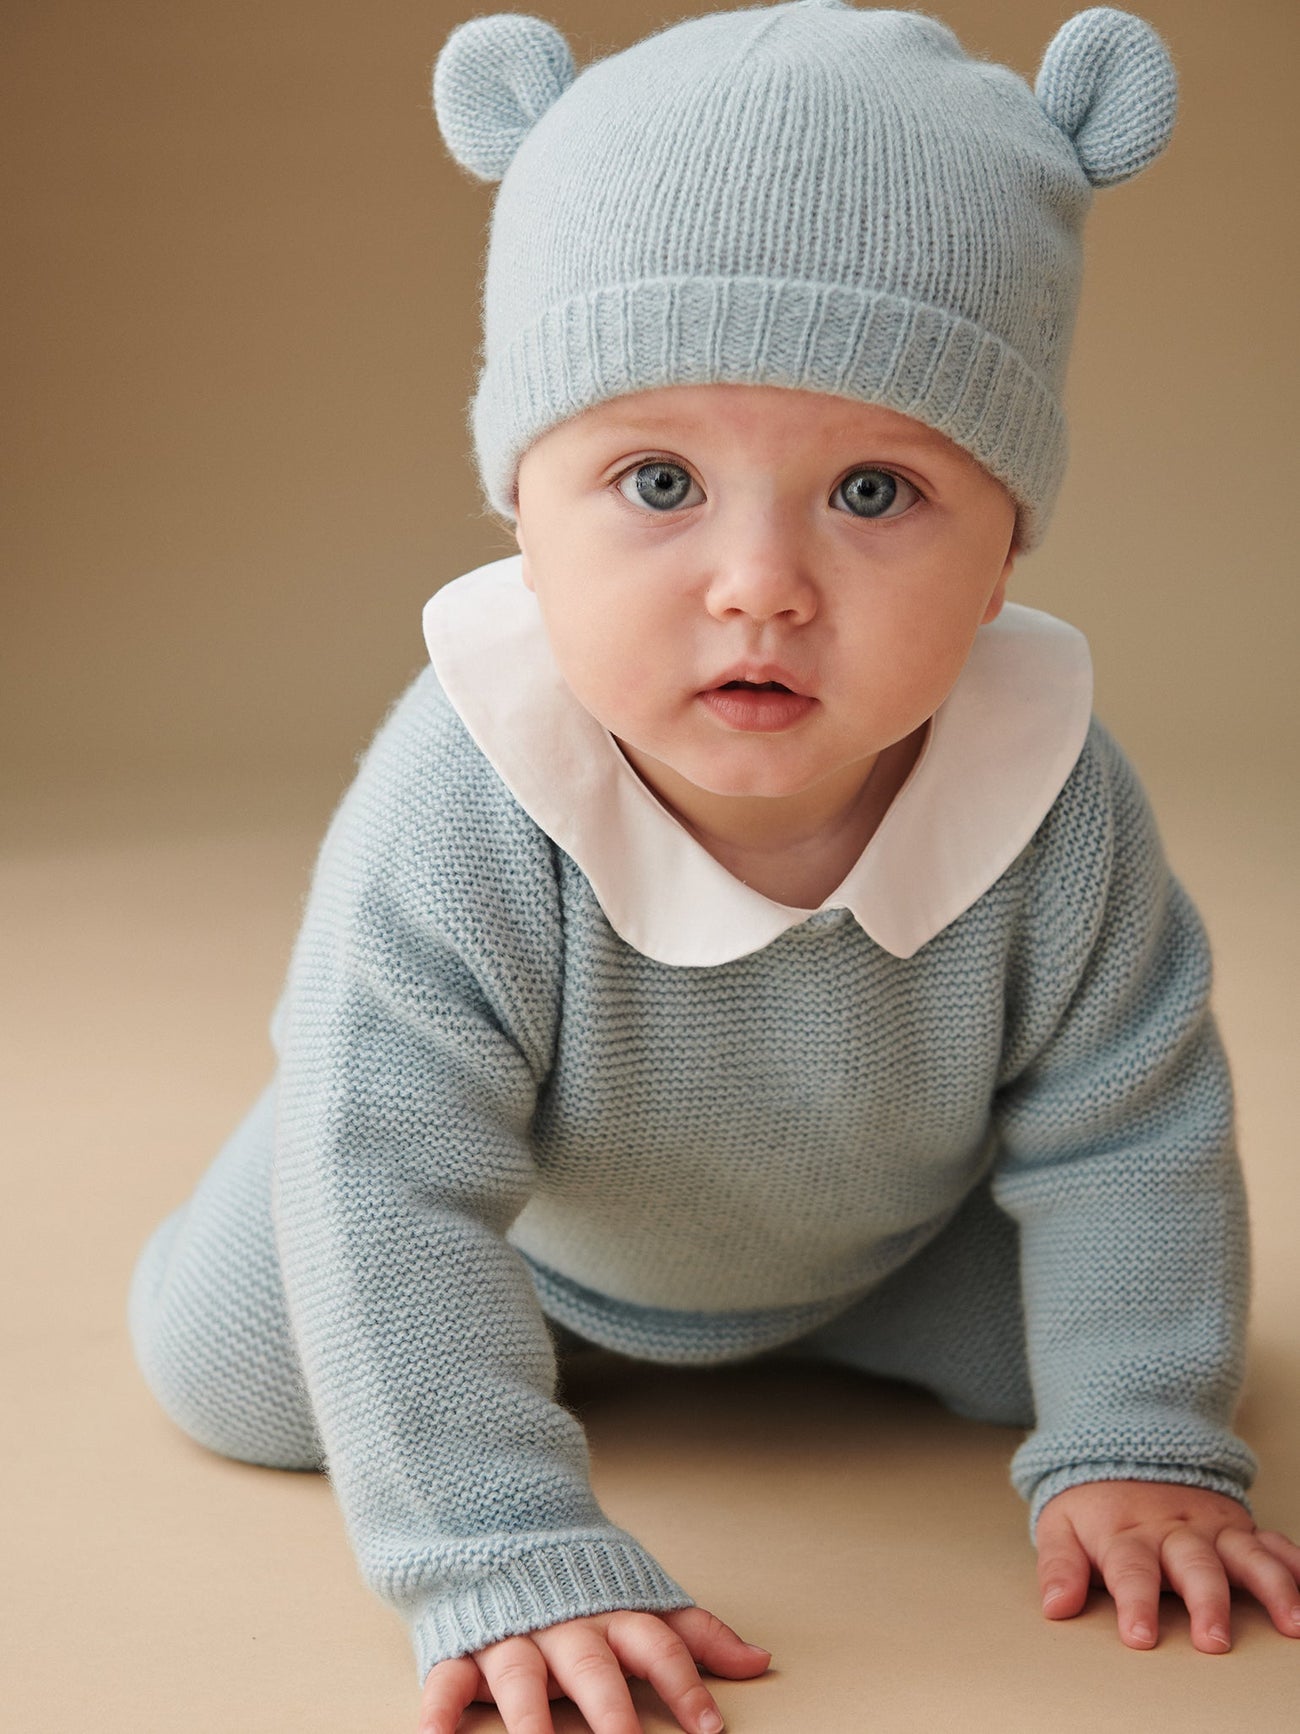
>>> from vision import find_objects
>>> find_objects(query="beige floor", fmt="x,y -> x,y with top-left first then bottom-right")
4,767 -> 1297,1734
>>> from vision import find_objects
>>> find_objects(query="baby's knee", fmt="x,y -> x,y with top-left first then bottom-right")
942,1382 -> 1035,1429
933,1351 -> 1035,1429
127,1209 -> 323,1472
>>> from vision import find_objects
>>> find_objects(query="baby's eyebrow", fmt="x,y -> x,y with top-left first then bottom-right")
588,417 -> 692,439
589,415 -> 950,455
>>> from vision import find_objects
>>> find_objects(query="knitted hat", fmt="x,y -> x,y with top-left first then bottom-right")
432,1 -> 1177,552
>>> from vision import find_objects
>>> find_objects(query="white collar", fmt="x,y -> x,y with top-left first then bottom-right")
423,554 -> 1092,966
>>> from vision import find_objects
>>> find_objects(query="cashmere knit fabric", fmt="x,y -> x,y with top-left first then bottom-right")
432,2 -> 1179,551
128,655 -> 1257,1682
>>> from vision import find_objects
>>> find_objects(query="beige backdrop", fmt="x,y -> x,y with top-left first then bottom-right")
4,6 -> 1299,1733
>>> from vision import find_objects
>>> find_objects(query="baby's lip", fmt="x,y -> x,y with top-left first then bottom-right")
702,662 -> 814,698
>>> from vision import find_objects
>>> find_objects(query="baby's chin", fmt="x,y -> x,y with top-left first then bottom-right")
624,737 -> 858,804
675,764 -> 830,801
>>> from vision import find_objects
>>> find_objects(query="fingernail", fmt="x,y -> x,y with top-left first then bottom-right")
1130,1624 -> 1154,1646
744,1641 -> 771,1655
699,1711 -> 724,1734
1208,1626 -> 1231,1650
1291,1607 -> 1300,1627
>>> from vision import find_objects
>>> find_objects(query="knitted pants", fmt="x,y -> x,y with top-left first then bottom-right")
127,1078 -> 1034,1472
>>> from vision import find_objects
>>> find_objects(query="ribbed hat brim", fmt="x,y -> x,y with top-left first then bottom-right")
473,276 -> 1066,551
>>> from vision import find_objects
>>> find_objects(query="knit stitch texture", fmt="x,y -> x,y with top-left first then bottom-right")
129,657 -> 1256,1680
433,2 -> 1179,550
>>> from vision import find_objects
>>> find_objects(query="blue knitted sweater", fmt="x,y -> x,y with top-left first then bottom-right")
270,654 -> 1256,1678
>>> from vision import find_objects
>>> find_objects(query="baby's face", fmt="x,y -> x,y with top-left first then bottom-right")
513,384 -> 1017,804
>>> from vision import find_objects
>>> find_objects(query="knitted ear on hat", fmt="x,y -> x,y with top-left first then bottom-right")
432,13 -> 576,183
1036,7 -> 1177,187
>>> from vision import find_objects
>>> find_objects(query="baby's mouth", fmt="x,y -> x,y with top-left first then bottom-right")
697,677 -> 817,733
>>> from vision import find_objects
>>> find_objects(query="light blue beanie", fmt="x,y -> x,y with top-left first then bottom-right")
432,1 -> 1177,552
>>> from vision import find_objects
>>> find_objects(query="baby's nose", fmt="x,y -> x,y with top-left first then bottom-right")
705,559 -> 817,624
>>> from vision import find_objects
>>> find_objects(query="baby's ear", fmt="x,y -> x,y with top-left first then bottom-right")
432,13 -> 577,184
1035,7 -> 1177,187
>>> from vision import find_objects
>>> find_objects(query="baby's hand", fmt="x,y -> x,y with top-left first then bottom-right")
1036,1479 -> 1300,1652
417,1604 -> 771,1734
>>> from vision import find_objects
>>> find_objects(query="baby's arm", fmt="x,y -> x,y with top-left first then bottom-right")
1036,1480 -> 1300,1652
989,725 -> 1270,1619
270,673 -> 698,1682
419,1607 -> 771,1734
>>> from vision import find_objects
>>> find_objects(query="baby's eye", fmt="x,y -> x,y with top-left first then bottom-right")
833,467 -> 920,520
615,460 -> 701,513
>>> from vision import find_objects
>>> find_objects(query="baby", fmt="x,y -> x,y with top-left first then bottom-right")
126,5 -> 1300,1733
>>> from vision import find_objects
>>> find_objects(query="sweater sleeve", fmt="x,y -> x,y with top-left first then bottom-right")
989,720 -> 1258,1539
270,668 -> 692,1682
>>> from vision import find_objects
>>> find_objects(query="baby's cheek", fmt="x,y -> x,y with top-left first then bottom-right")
544,617 -> 628,713
887,623 -> 980,716
847,650 -> 941,736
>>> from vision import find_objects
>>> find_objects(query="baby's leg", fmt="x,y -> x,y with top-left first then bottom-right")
127,1077 -> 325,1470
778,1174 -> 1035,1427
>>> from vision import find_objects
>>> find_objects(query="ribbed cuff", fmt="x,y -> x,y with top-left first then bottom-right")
472,275 -> 1066,552
1026,1461 -> 1256,1542
409,1532 -> 695,1681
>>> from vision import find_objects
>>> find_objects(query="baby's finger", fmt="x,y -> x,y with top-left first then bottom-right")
532,1623 -> 641,1734
660,1605 -> 773,1677
1160,1530 -> 1232,1653
477,1635 -> 557,1733
606,1611 -> 727,1733
1035,1519 -> 1091,1619
1098,1535 -> 1162,1649
1217,1528 -> 1300,1638
418,1654 -> 482,1734
1256,1528 -> 1300,1583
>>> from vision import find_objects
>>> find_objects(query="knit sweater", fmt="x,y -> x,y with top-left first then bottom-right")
270,603 -> 1256,1680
